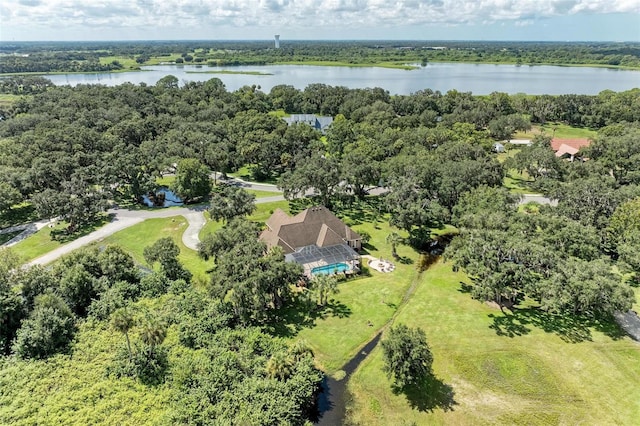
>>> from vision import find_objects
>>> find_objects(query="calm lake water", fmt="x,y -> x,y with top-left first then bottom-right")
42,63 -> 640,95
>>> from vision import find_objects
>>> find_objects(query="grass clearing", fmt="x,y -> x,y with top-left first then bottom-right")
275,60 -> 418,70
10,216 -> 110,263
98,216 -> 210,285
9,224 -> 66,262
346,261 -> 640,425
503,172 -> 535,194
246,188 -> 282,198
98,55 -> 140,70
155,175 -> 176,187
146,54 -> 183,65
517,122 -> 598,140
185,70 -> 273,75
227,166 -> 279,185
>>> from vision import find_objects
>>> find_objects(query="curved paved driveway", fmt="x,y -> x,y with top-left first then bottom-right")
26,192 -> 284,266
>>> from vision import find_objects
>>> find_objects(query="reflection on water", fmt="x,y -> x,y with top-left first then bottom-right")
141,188 -> 183,207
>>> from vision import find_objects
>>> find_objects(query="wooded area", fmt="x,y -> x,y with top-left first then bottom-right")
1,73 -> 639,424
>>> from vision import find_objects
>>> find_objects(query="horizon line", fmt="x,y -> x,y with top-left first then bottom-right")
0,39 -> 637,44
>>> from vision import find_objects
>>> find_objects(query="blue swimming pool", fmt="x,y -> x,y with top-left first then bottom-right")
311,263 -> 349,276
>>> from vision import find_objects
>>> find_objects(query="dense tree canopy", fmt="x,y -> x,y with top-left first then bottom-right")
171,158 -> 211,203
143,237 -> 192,282
381,324 -> 433,388
208,185 -> 256,223
12,293 -> 76,359
207,219 -> 303,324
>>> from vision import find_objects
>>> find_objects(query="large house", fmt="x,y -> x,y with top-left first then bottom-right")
283,114 -> 334,133
260,206 -> 361,276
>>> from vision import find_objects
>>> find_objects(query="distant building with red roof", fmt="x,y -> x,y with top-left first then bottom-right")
551,138 -> 591,161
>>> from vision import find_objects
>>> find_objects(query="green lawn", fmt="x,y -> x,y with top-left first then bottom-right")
346,261 -> 640,425
514,122 -> 598,140
497,148 -> 537,194
9,224 -> 75,263
227,166 -> 279,185
98,216 -> 211,285
275,60 -> 418,70
10,216 -> 110,263
503,172 -> 536,194
246,188 -> 282,198
155,175 -> 176,187
281,269 -> 410,375
98,55 -> 140,70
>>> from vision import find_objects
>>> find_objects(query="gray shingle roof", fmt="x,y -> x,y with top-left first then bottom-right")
260,206 -> 361,254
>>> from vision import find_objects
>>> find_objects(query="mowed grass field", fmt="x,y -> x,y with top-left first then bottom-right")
514,122 -> 598,140
98,216 -> 211,285
346,260 -> 640,425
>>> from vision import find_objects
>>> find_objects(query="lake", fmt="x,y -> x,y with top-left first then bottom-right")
42,63 -> 640,95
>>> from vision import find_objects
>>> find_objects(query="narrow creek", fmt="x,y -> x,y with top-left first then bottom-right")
314,332 -> 383,425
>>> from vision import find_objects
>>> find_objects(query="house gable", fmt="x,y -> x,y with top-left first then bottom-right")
261,206 -> 361,253
283,114 -> 334,133
551,138 -> 590,152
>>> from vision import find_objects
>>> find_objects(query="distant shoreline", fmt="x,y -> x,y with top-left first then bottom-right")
185,70 -> 273,75
2,60 -> 639,77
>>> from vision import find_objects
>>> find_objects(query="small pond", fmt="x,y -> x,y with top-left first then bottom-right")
141,188 -> 183,207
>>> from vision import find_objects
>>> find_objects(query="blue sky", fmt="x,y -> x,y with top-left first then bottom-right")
1,0 -> 639,42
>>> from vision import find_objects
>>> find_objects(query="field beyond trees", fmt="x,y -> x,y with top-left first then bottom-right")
2,41 -> 640,74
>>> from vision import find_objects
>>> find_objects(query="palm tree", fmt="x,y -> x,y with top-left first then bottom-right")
311,274 -> 339,307
139,314 -> 167,357
110,308 -> 134,362
266,351 -> 293,381
288,340 -> 314,363
386,232 -> 404,259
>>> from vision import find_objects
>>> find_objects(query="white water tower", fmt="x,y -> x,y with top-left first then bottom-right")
274,35 -> 280,49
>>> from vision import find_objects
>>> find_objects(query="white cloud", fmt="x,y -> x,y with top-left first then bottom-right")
1,0 -> 639,38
